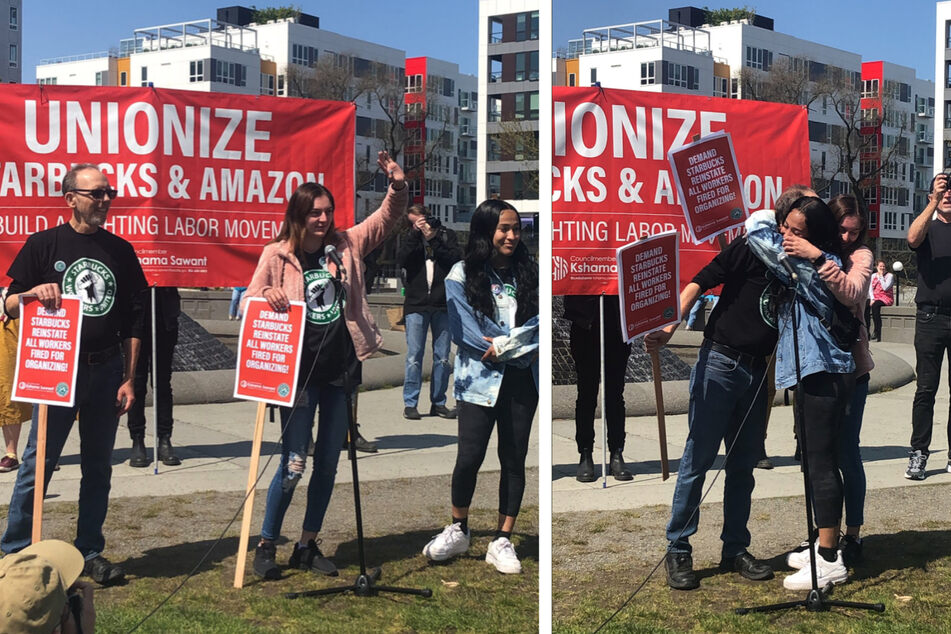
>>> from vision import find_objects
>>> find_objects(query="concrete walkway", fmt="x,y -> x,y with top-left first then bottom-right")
0,381 -> 539,506
552,340 -> 948,514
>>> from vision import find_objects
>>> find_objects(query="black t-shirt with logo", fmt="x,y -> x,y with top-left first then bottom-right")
691,237 -> 780,358
297,249 -> 359,388
6,223 -> 148,353
913,218 -> 951,307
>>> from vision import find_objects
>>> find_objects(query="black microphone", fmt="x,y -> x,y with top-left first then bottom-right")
324,245 -> 345,277
777,252 -> 799,283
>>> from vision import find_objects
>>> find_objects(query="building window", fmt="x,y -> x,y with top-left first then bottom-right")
405,73 -> 422,94
189,60 -> 205,83
745,46 -> 772,71
140,66 -> 148,87
662,62 -> 698,90
640,62 -> 655,86
9,6 -> 16,30
120,71 -> 127,86
489,17 -> 503,43
212,60 -> 247,87
291,44 -> 317,67
278,74 -> 286,96
730,77 -> 739,99
713,76 -> 728,98
406,102 -> 423,121
38,77 -> 57,85
95,70 -> 107,86
261,73 -> 275,96
590,68 -> 597,85
8,44 -> 16,68
515,11 -> 539,41
862,79 -> 879,99
568,73 -> 576,87
514,51 -> 539,81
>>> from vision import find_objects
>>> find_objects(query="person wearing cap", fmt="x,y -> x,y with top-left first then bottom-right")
0,539 -> 96,633
1,164 -> 147,586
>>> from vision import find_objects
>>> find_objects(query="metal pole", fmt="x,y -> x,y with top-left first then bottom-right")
600,292 -> 607,488
151,285 -> 159,474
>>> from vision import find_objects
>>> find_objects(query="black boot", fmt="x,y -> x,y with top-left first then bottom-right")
343,425 -> 378,453
129,435 -> 150,468
576,450 -> 596,482
158,436 -> 181,466
610,450 -> 633,481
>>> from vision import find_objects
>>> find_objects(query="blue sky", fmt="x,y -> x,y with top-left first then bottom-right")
20,1 -> 480,81
553,0 -> 939,81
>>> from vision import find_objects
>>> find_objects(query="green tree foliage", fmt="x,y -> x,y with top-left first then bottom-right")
702,6 -> 757,25
250,5 -> 301,23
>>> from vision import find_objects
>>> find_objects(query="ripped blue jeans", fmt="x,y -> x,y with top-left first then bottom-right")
259,382 -> 350,541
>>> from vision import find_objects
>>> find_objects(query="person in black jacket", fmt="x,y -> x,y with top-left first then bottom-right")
563,295 -> 633,481
398,204 -> 463,420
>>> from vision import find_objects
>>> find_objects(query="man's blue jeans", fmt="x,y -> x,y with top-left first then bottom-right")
666,344 -> 768,558
260,382 -> 349,541
403,310 -> 451,408
2,355 -> 123,557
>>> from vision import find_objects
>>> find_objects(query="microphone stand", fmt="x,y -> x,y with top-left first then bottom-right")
285,261 -> 432,600
737,284 -> 883,615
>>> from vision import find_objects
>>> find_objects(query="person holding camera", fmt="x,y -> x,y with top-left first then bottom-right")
905,172 -> 951,480
397,204 -> 462,420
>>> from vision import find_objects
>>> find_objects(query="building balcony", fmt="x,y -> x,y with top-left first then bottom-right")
39,51 -> 113,65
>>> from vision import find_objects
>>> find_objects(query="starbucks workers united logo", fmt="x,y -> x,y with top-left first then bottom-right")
303,267 -> 342,325
62,258 -> 117,317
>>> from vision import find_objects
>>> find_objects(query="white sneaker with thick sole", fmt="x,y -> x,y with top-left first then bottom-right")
486,536 -> 522,574
783,550 -> 848,590
422,523 -> 470,561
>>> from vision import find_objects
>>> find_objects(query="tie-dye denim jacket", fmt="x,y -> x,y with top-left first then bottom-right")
445,261 -> 539,407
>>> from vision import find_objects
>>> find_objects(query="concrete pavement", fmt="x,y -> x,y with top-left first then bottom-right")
552,340 -> 948,514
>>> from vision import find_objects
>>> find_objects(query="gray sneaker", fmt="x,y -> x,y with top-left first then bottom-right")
905,450 -> 927,481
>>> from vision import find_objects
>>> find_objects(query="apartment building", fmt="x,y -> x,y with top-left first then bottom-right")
34,6 -> 476,228
558,6 -> 933,244
0,0 -> 20,83
478,0 -> 540,215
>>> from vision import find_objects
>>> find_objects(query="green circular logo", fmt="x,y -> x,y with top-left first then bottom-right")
303,268 -> 341,325
62,258 -> 116,317
54,260 -> 66,272
730,207 -> 743,220
278,383 -> 290,398
503,283 -> 516,299
55,382 -> 69,397
663,307 -> 675,319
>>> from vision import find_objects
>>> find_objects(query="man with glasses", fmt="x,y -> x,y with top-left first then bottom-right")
1,163 -> 147,586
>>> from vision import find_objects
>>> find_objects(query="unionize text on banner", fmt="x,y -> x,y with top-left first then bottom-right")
0,85 -> 355,288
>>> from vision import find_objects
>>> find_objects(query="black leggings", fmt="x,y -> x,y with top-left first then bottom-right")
869,300 -> 886,340
796,372 -> 854,528
451,366 -> 538,517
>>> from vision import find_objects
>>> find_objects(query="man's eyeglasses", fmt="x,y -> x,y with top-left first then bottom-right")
69,187 -> 118,201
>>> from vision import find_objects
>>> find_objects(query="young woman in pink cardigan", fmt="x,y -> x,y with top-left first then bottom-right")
782,194 -> 873,568
243,152 -> 408,580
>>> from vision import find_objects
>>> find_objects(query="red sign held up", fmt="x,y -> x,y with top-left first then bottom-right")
668,131 -> 747,244
616,231 -> 680,342
233,298 -> 306,407
12,295 -> 83,406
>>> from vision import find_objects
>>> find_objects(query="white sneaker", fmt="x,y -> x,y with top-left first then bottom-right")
785,541 -> 815,570
946,460 -> 951,474
783,550 -> 848,590
422,523 -> 470,561
485,536 -> 522,574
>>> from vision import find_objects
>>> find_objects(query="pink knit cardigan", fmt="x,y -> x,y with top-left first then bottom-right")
243,185 -> 408,361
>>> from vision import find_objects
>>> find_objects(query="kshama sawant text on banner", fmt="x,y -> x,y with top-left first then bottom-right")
0,85 -> 355,287
552,86 -> 809,295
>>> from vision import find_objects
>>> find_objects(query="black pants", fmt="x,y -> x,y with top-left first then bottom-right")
869,300 -> 886,340
451,366 -> 537,517
796,372 -> 853,529
570,321 -> 632,453
127,325 -> 178,438
911,307 -> 951,456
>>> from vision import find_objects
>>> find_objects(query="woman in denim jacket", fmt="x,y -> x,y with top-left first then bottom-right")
745,197 -> 855,591
422,199 -> 538,574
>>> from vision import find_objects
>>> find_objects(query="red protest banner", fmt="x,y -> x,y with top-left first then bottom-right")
552,86 -> 809,295
12,295 -> 82,406
0,85 -> 354,287
234,298 -> 306,407
668,131 -> 747,244
616,232 -> 680,342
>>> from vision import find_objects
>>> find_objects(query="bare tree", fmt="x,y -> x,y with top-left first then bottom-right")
493,120 -> 539,197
